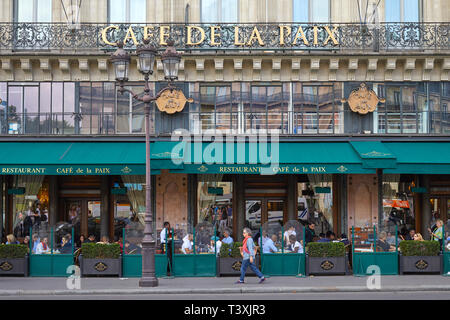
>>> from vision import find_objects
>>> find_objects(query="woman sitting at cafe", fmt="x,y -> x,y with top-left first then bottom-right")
413,233 -> 425,241
287,235 -> 303,253
36,237 -> 50,254
6,234 -> 19,244
376,232 -> 395,252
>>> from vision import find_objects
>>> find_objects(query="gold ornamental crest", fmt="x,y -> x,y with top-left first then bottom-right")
155,88 -> 194,114
342,83 -> 385,115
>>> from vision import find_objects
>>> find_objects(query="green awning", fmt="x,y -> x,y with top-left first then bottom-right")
168,142 -> 375,174
350,141 -> 397,169
0,142 -> 179,175
383,142 -> 450,174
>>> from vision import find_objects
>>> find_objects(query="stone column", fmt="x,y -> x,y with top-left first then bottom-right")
287,175 -> 297,221
421,175 -> 431,239
49,176 -> 58,226
100,176 -> 110,239
234,175 -> 245,241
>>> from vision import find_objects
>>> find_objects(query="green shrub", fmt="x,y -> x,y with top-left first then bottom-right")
0,244 -> 28,258
306,242 -> 345,257
81,243 -> 120,259
399,240 -> 440,256
219,242 -> 242,258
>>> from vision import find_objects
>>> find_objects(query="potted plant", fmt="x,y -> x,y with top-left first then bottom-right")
0,244 -> 29,276
79,243 -> 121,277
399,241 -> 441,274
218,242 -> 260,276
306,242 -> 348,275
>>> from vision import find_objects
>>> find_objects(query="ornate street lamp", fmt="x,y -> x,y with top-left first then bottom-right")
110,39 -> 181,287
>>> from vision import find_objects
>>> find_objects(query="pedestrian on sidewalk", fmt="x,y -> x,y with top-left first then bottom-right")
236,228 -> 265,284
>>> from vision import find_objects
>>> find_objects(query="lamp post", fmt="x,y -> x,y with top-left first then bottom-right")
110,39 -> 181,287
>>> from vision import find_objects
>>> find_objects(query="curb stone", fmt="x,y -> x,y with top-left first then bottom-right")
0,285 -> 449,296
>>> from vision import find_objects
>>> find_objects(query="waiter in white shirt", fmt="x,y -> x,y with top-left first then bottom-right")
160,221 -> 173,276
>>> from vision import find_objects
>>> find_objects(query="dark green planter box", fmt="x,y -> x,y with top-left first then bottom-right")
306,254 -> 349,276
29,254 -> 74,277
0,257 -> 28,276
218,256 -> 260,276
352,252 -> 399,276
261,253 -> 306,276
399,254 -> 442,274
80,255 -> 121,277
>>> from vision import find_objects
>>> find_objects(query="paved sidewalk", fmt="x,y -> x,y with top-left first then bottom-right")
1,275 -> 450,296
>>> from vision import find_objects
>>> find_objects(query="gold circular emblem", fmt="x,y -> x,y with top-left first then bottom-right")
342,83 -> 385,115
0,261 -> 13,271
415,259 -> 429,270
320,260 -> 335,271
231,261 -> 242,271
94,262 -> 108,272
155,88 -> 193,114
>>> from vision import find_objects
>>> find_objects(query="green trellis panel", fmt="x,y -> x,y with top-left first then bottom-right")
352,252 -> 399,276
261,254 -> 306,276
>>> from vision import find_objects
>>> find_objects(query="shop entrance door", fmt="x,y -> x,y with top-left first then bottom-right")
245,198 -> 286,235
62,199 -> 101,242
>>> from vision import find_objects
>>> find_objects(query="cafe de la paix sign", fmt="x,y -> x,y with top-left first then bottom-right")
101,24 -> 340,49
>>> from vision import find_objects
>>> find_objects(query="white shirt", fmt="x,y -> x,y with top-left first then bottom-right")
36,242 -> 50,254
284,230 -> 296,243
160,228 -> 168,244
181,236 -> 192,254
209,240 -> 222,256
289,241 -> 303,253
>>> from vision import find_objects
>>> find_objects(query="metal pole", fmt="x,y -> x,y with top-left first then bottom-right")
139,98 -> 158,287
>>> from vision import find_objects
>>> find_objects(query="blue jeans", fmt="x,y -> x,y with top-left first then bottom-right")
240,258 -> 264,281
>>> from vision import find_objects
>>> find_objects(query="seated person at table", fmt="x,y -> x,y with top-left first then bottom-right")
181,233 -> 193,254
32,234 -> 40,253
287,235 -> 304,253
283,226 -> 296,245
221,229 -> 233,245
339,233 -> 350,246
317,231 -> 332,242
85,235 -> 96,243
124,241 -> 142,254
60,235 -> 72,254
36,237 -> 50,254
413,233 -> 424,241
317,233 -> 327,242
262,234 -> 279,253
208,236 -> 222,256
97,236 -> 110,244
376,232 -> 395,252
6,234 -> 19,244
258,230 -> 269,247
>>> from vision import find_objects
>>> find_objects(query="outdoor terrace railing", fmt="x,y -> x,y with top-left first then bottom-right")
0,22 -> 448,52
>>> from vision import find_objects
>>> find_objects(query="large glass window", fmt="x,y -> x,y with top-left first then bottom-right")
16,0 -> 52,22
201,0 -> 238,23
197,176 -> 233,238
109,0 -> 146,23
293,83 -> 342,134
381,175 -> 415,240
293,0 -> 329,22
298,174 -> 333,235
385,0 -> 420,22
